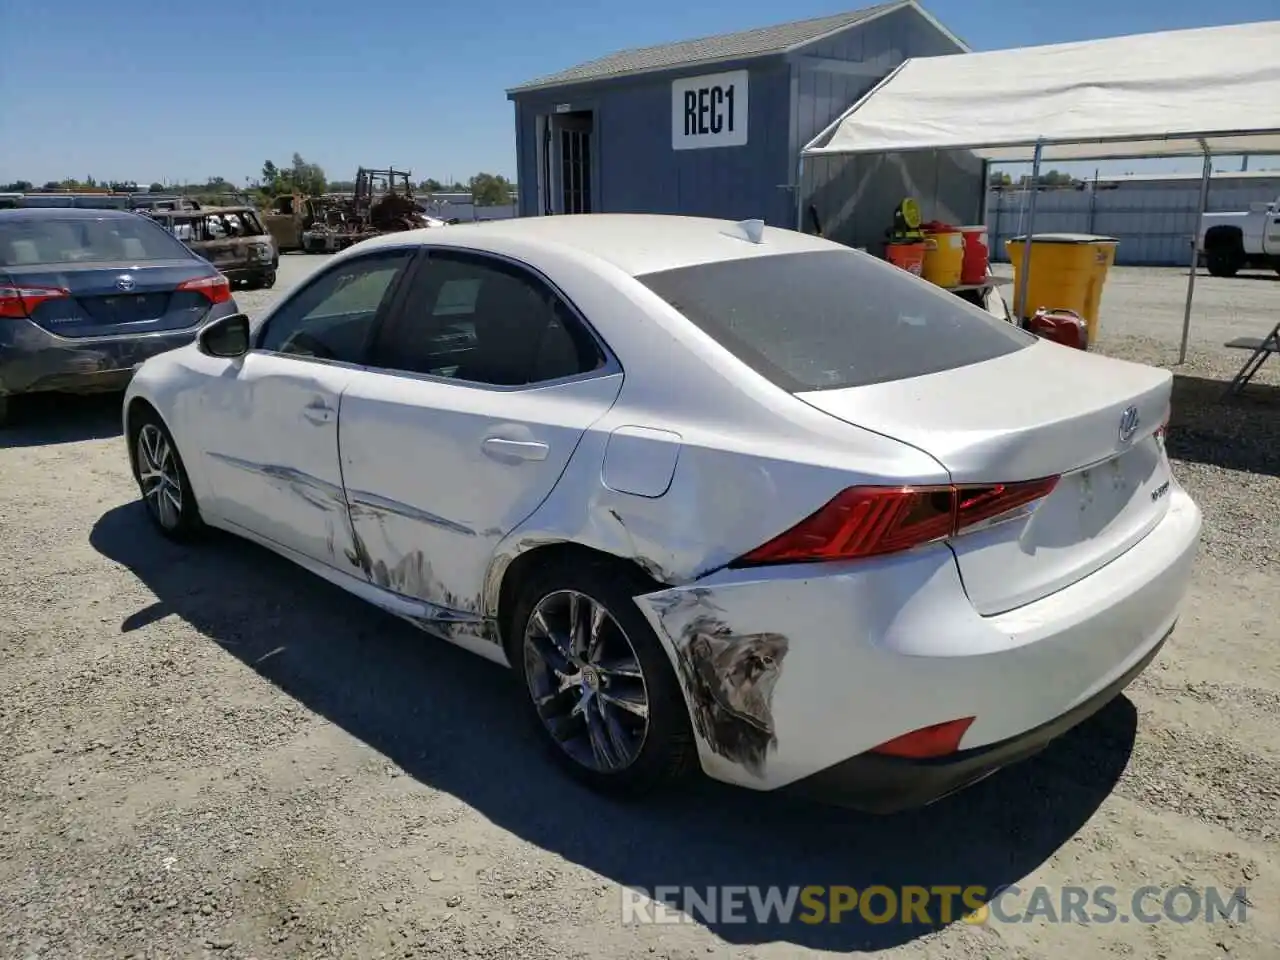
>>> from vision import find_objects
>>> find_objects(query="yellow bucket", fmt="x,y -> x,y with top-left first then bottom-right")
921,229 -> 964,288
1006,234 -> 1119,344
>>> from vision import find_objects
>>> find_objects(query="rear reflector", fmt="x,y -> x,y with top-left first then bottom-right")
731,477 -> 1060,566
177,274 -> 232,305
0,284 -> 70,319
870,717 -> 975,759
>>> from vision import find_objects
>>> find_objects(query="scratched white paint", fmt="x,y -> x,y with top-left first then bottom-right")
124,213 -> 1202,793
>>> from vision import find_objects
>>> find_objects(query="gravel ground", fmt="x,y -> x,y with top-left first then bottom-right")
1,254 -> 1277,960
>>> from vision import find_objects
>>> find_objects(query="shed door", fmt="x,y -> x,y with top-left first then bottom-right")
545,111 -> 594,215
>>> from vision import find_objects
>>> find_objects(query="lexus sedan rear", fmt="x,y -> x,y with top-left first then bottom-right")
119,214 -> 1200,812
0,207 -> 238,425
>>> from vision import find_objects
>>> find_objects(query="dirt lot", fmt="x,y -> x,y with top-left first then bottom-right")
1,254 -> 1277,960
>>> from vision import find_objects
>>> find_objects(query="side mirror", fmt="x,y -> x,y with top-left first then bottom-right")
198,312 -> 251,358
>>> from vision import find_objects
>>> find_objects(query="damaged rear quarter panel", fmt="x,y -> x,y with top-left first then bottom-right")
632,546 -> 992,790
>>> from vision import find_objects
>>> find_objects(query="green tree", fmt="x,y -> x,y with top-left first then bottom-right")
419,178 -> 443,192
290,152 -> 327,196
262,160 -> 279,184
469,172 -> 514,207
149,182 -> 165,192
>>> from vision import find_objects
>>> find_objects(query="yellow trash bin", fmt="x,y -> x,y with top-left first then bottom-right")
1006,234 -> 1119,345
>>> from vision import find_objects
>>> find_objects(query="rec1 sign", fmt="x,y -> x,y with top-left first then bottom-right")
671,70 -> 748,150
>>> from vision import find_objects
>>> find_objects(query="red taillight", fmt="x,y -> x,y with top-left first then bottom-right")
954,477 -> 1061,532
869,717 -> 975,759
0,284 -> 70,319
177,274 -> 232,305
732,476 -> 1060,566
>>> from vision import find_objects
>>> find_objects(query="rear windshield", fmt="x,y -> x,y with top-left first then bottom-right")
636,249 -> 1034,391
0,215 -> 191,267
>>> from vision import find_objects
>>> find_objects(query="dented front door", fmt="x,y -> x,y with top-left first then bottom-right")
198,352 -> 356,566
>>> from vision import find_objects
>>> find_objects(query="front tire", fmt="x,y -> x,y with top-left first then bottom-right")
129,408 -> 203,541
511,558 -> 696,798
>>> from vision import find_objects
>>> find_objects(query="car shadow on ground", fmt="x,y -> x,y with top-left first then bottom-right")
1,391 -> 124,447
1168,372 -> 1280,478
90,504 -> 1137,952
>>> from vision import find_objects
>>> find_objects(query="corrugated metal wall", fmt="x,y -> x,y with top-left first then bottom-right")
986,176 -> 1280,265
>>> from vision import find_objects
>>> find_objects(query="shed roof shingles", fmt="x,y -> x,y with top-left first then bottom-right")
507,3 -> 899,93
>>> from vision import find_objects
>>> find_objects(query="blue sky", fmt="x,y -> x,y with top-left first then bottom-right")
1,0 -> 1276,186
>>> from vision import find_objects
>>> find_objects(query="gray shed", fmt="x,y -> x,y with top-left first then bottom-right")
506,1 -> 973,240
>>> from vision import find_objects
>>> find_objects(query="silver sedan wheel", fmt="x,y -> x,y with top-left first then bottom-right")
523,589 -> 651,773
136,423 -> 183,530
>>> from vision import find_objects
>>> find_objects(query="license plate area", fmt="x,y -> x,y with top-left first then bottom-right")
1048,439 -> 1169,537
80,293 -> 171,325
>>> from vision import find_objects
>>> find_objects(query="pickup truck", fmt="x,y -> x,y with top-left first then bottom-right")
1199,197 -> 1280,277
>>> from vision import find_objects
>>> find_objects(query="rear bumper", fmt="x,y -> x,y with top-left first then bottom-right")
780,626 -> 1169,813
635,487 -> 1201,806
0,305 -> 233,396
220,263 -> 275,281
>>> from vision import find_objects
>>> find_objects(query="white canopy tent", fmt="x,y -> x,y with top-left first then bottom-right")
801,20 -> 1280,362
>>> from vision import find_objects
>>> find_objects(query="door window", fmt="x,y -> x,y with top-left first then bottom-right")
257,250 -> 413,364
371,250 -> 606,386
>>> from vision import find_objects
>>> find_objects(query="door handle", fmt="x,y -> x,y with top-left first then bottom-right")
301,401 -> 335,425
481,437 -> 549,462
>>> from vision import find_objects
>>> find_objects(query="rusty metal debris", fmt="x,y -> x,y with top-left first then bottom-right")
262,167 -> 440,255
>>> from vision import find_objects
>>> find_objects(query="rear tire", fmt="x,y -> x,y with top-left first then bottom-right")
128,407 -> 203,542
0,394 -> 10,428
509,557 -> 697,798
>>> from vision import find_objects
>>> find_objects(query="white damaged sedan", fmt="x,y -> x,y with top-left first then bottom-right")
122,213 -> 1201,812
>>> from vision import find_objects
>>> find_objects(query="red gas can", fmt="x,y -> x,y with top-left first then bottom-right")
959,226 -> 989,285
1028,308 -> 1088,350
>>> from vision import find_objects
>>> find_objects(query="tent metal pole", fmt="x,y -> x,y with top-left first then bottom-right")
1179,141 -> 1212,365
795,155 -> 806,232
1013,141 -> 1043,323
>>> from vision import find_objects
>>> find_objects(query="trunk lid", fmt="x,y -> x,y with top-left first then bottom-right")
7,262 -> 214,337
796,340 -> 1175,615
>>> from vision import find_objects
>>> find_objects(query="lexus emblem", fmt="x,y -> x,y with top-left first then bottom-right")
116,275 -> 136,292
1118,405 -> 1140,444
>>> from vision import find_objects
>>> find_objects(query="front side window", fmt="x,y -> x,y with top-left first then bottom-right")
257,250 -> 414,364
636,249 -> 1034,392
371,249 -> 606,386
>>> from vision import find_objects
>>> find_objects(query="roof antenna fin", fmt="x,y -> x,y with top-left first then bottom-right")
722,218 -> 766,244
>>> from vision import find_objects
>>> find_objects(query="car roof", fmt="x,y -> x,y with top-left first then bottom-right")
0,207 -> 144,221
349,213 -> 838,276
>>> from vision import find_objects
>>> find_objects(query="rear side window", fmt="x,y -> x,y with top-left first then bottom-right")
0,215 -> 192,267
635,249 -> 1033,391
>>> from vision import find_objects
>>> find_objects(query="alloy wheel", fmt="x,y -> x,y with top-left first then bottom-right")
136,423 -> 183,530
523,589 -> 651,773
